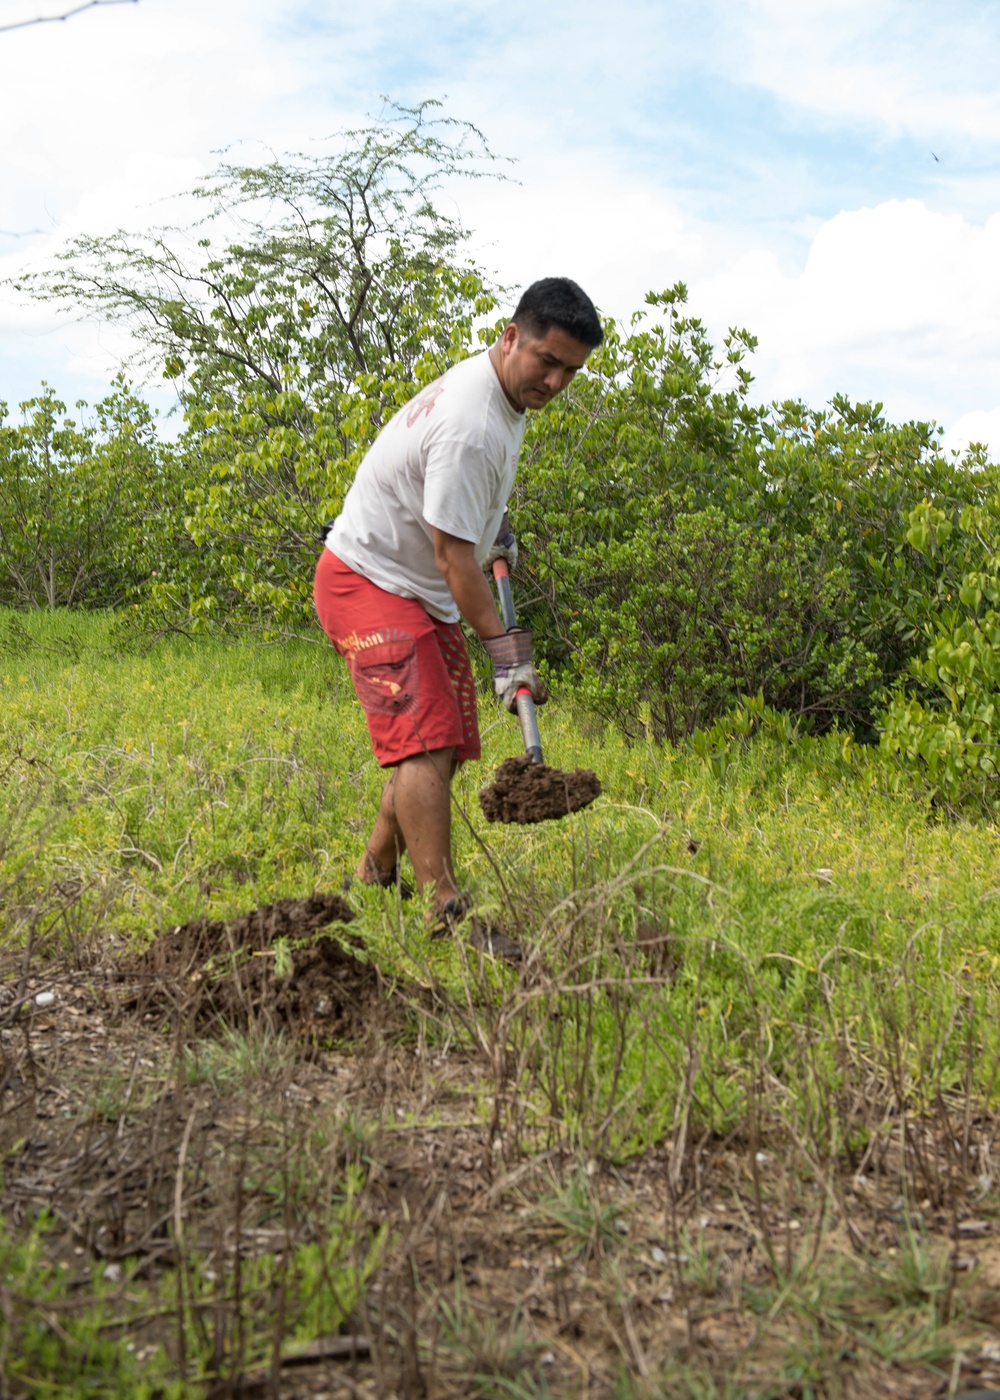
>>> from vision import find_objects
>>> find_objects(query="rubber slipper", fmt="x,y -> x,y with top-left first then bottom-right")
430,894 -> 523,963
430,892 -> 473,939
467,919 -> 523,964
342,867 -> 415,900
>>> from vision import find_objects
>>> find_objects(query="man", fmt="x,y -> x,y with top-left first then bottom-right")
314,277 -> 602,946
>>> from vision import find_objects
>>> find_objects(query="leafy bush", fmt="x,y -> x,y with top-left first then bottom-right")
560,505 -> 876,743
516,289 -> 995,742
880,499 -> 1000,810
0,380 -> 185,611
171,289 -> 493,634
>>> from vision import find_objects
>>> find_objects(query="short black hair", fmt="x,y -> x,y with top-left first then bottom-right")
511,278 -> 603,348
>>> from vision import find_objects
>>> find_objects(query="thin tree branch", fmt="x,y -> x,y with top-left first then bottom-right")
0,0 -> 138,34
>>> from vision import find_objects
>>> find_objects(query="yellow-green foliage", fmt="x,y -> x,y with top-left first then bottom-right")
5,611 -> 1000,1154
1,612 -> 378,930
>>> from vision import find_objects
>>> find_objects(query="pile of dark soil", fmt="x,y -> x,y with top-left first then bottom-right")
124,893 -> 376,1037
479,755 -> 602,824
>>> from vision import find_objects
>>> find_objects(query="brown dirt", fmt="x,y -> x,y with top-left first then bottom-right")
8,917 -> 1000,1398
122,893 -> 377,1038
5,954 -> 1000,1397
479,754 -> 602,824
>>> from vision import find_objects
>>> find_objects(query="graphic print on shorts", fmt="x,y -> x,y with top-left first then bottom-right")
436,621 -> 479,744
338,628 -> 418,717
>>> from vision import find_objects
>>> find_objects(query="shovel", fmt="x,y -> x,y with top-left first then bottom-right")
491,556 -> 544,765
480,559 -> 601,825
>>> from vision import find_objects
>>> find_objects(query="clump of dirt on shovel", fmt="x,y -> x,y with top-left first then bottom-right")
123,893 -> 377,1039
479,754 -> 602,825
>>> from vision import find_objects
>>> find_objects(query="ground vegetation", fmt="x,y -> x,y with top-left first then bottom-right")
4,616 -> 1000,1395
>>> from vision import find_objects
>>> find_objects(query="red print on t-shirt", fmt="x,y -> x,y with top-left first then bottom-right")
405,382 -> 446,428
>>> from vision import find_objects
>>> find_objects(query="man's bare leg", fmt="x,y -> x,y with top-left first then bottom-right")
354,771 -> 406,883
355,748 -> 458,911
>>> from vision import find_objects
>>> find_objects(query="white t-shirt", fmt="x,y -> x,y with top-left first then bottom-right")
327,351 -> 526,623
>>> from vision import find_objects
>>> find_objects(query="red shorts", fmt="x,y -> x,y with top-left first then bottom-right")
313,549 -> 481,768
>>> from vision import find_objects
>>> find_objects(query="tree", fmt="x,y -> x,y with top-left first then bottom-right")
16,102 -> 504,632
17,100 -> 503,414
0,380 -> 183,610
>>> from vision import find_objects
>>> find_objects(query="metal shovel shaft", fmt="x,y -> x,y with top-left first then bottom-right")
493,563 -> 518,631
513,689 -> 544,766
491,558 -> 544,765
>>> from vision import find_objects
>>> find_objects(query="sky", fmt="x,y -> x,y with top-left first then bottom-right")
1,0 -> 999,454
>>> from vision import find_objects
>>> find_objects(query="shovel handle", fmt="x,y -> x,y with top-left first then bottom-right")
515,688 -> 544,766
491,558 -> 544,765
491,556 -> 518,629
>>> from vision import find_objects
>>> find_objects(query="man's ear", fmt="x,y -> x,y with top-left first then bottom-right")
500,322 -> 520,352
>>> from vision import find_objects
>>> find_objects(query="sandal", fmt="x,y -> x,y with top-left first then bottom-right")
431,893 -> 523,964
430,892 -> 473,939
342,866 -> 415,900
467,920 -> 524,964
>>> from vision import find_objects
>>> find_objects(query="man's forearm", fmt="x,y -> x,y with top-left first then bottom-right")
432,529 -> 505,638
442,554 -> 505,638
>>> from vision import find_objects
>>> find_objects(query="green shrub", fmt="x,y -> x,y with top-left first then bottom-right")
516,289 -> 992,742
0,380 -> 186,611
880,499 -> 1000,811
562,505 -> 876,743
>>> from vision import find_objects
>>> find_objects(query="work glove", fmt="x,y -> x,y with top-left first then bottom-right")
482,510 -> 518,573
482,628 -> 548,713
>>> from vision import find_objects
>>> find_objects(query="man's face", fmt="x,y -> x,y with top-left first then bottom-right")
496,323 -> 593,411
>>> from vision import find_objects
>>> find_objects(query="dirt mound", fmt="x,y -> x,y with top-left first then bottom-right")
125,893 -> 376,1038
479,755 -> 602,824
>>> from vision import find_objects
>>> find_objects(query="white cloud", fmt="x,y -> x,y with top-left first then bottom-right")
0,0 -> 348,413
454,157 -> 718,316
0,0 -> 333,230
691,199 -> 1000,452
717,0 -> 1000,143
942,408 -> 1000,460
456,174 -> 1000,458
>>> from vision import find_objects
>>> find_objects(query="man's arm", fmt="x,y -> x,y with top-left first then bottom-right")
433,525 -> 549,711
432,528 -> 505,638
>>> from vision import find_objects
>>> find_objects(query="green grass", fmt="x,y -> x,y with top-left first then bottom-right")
6,609 -> 1000,1394
5,609 -> 1000,1156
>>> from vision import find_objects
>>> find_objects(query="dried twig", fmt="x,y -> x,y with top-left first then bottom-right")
0,0 -> 138,34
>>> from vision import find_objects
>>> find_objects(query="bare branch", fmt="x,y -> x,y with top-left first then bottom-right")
0,0 -> 138,35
